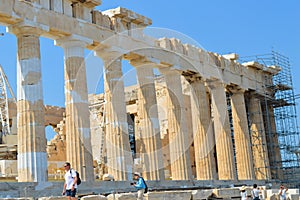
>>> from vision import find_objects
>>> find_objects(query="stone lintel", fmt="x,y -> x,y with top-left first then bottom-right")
158,65 -> 182,76
265,65 -> 281,75
242,61 -> 264,70
103,7 -> 152,27
222,53 -> 239,61
125,53 -> 172,69
124,53 -> 147,64
71,0 -> 102,8
243,61 -> 280,75
55,34 -> 93,48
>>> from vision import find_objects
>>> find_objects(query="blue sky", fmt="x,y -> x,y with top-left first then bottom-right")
0,1 -> 300,139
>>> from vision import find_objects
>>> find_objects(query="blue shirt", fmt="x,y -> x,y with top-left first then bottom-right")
134,177 -> 146,190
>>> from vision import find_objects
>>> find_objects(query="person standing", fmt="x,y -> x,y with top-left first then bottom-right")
279,185 -> 288,200
240,185 -> 248,200
131,172 -> 147,200
251,184 -> 260,200
62,162 -> 78,200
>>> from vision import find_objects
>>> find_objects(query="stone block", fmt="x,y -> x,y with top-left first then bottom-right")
83,6 -> 92,22
92,11 -> 112,29
212,188 -> 240,198
192,189 -> 213,200
52,0 -> 63,13
183,44 -> 200,60
157,38 -> 172,49
287,189 -> 300,195
170,38 -> 184,54
260,189 -> 267,200
63,0 -> 72,17
145,191 -> 192,200
288,194 -> 299,200
2,135 -> 18,145
81,195 -> 107,200
107,193 -> 136,200
0,160 -> 17,177
266,189 -> 277,198
268,194 -> 278,200
39,0 -> 50,9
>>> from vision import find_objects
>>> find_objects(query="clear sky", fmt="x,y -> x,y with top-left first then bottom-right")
0,1 -> 299,139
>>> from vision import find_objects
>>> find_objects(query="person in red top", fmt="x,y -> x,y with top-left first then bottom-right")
62,162 -> 78,200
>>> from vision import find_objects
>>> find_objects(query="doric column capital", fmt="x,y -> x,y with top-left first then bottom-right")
7,21 -> 49,36
94,46 -> 125,62
205,79 -> 226,90
55,34 -> 93,48
227,85 -> 246,94
55,35 -> 92,59
181,72 -> 205,84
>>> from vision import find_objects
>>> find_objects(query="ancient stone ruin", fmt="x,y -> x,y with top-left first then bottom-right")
0,0 -> 300,199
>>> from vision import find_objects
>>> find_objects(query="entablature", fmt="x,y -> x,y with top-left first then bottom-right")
0,0 -> 276,95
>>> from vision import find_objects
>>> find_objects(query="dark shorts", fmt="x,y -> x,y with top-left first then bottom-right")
66,189 -> 77,197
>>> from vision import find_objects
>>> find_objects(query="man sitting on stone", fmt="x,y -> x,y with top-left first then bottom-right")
131,172 -> 147,200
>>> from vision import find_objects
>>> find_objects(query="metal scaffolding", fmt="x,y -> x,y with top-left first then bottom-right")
240,51 -> 300,186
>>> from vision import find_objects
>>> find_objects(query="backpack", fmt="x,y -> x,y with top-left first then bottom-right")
141,177 -> 148,193
70,169 -> 81,185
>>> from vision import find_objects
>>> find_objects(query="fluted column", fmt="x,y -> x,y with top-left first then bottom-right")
248,97 -> 271,180
161,68 -> 192,180
189,78 -> 216,180
95,54 -> 133,180
9,24 -> 47,182
55,36 -> 94,182
266,105 -> 283,179
133,63 -> 164,180
208,81 -> 236,180
230,89 -> 255,180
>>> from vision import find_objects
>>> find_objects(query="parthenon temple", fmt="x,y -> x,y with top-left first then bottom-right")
1,0 -> 300,194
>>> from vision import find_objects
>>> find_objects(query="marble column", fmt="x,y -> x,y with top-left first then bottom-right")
189,78 -> 217,180
9,24 -> 47,182
55,36 -> 94,182
134,64 -> 164,180
230,89 -> 255,180
208,81 -> 236,180
96,55 -> 133,181
248,97 -> 271,180
266,105 -> 283,179
161,68 -> 192,180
